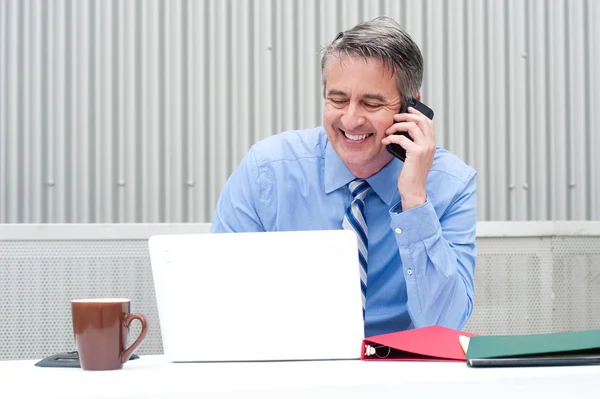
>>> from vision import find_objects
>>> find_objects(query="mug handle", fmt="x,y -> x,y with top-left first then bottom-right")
120,313 -> 148,364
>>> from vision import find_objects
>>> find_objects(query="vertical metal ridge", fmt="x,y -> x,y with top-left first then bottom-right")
98,0 -> 108,223
45,0 -> 56,223
201,0 -> 210,220
55,0 -> 66,223
247,0 -> 256,150
116,0 -> 124,222
420,0 -> 428,100
158,0 -> 165,222
302,0 -> 318,128
583,0 -> 592,219
65,0 -> 73,222
110,0 -> 119,222
5,0 -> 15,221
143,0 -> 159,222
441,0 -> 449,149
566,0 -> 586,220
314,0 -> 322,125
168,0 -> 182,223
462,0 -> 470,165
206,0 -> 214,215
207,0 -> 219,217
543,3 -> 552,220
187,0 -> 200,221
0,0 -> 5,222
483,0 -> 491,220
225,0 -> 233,175
88,0 -> 96,222
466,0 -> 481,218
134,0 -> 143,222
76,0 -> 88,222
252,0 -> 262,144
98,0 -> 109,223
564,0 -> 572,219
4,0 -> 11,221
229,0 -> 238,174
335,0 -> 342,31
525,0 -> 533,220
271,0 -> 278,134
238,0 -> 251,155
503,0 -> 511,219
65,0 -> 78,223
570,0 -> 588,220
140,0 -> 149,222
547,1 -> 567,220
154,0 -> 162,221
117,0 -> 128,222
181,0 -> 189,222
30,0 -> 42,222
38,0 -> 47,222
272,1 -> 288,134
162,0 -> 169,222
529,0 -> 543,220
17,0 -> 25,222
315,0 -> 322,126
443,0 -> 463,158
214,0 -> 227,215
292,0 -> 300,129
400,0 -> 407,29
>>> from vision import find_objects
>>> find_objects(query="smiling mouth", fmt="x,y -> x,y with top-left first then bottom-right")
340,129 -> 374,141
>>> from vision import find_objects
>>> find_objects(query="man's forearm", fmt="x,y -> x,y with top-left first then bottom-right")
390,194 -> 477,330
399,231 -> 474,329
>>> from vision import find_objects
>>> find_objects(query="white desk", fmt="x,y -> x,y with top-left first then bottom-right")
1,355 -> 599,398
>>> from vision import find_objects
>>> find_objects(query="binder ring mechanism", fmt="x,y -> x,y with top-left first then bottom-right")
364,344 -> 391,358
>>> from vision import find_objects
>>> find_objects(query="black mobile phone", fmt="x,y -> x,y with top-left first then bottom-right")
386,98 -> 434,162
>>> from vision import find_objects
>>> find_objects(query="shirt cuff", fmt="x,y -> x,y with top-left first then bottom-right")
389,198 -> 441,245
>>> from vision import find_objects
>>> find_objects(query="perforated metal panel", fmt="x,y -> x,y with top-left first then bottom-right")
464,237 -> 555,335
0,240 -> 162,361
464,236 -> 600,335
552,237 -> 600,333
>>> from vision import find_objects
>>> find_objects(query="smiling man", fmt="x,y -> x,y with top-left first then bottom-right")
211,17 -> 478,337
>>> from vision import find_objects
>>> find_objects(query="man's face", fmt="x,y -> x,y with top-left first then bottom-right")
323,56 -> 402,178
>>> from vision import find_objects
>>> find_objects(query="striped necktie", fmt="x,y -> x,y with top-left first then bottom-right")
342,179 -> 370,316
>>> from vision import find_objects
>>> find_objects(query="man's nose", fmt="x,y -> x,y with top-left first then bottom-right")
341,104 -> 366,130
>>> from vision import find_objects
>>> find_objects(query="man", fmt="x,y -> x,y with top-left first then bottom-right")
211,16 -> 477,338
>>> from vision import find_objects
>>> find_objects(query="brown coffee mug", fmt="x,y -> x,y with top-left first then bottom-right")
71,298 -> 148,371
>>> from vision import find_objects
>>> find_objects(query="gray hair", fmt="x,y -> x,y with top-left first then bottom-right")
320,16 -> 423,105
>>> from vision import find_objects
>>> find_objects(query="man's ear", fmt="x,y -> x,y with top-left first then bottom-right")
416,92 -> 421,101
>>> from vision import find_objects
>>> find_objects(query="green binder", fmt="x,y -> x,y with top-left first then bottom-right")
464,330 -> 600,367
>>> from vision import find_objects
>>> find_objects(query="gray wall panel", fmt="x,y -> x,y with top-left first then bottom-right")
1,0 -> 599,223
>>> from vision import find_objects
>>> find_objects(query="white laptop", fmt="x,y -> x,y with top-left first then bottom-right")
148,229 -> 364,362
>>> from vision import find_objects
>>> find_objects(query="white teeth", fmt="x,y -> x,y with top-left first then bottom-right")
343,131 -> 371,141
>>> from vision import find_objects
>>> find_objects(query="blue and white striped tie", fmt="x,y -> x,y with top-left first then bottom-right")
342,179 -> 370,316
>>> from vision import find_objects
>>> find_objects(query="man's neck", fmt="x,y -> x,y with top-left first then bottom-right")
346,157 -> 394,179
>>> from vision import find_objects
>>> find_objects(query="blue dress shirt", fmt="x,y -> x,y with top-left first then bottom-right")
211,127 -> 478,337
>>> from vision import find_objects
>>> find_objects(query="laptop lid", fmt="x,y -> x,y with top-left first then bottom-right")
148,229 -> 364,362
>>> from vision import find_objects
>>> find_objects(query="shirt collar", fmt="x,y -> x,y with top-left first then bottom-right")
324,138 -> 402,206
324,140 -> 356,194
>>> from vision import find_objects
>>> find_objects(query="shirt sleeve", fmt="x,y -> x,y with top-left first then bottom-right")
210,149 -> 266,233
388,170 -> 478,330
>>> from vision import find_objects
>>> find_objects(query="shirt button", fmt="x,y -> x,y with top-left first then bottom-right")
395,227 -> 402,234
407,269 -> 413,275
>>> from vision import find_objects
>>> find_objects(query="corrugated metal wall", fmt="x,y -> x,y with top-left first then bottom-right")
1,0 -> 599,223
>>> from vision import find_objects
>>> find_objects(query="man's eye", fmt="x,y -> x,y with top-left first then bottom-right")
329,98 -> 346,104
364,103 -> 382,109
